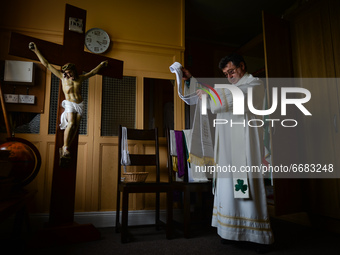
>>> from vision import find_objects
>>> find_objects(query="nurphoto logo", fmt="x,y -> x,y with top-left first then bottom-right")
200,84 -> 312,128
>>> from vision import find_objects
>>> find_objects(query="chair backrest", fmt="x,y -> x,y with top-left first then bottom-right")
118,125 -> 160,184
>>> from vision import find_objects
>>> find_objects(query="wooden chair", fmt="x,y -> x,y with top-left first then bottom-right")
166,129 -> 213,238
115,125 -> 172,243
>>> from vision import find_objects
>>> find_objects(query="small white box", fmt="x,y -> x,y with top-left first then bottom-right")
4,94 -> 19,103
19,95 -> 35,104
4,60 -> 34,84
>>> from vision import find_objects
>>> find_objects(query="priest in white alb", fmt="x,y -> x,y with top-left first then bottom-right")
199,53 -> 273,247
170,53 -> 274,251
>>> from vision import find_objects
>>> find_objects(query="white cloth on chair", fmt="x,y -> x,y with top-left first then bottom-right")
169,130 -> 177,156
169,128 -> 211,183
182,129 -> 209,182
120,127 -> 131,173
189,100 -> 215,168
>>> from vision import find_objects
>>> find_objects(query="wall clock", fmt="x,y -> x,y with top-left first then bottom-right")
85,28 -> 110,54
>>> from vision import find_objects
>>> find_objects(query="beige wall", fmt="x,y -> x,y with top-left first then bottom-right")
0,0 -> 185,213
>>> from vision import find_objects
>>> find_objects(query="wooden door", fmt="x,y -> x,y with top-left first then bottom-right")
262,11 -> 302,215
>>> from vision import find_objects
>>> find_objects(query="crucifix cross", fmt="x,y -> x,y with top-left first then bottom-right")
8,4 -> 123,239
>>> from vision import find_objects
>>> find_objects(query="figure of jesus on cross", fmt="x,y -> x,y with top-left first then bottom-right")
29,42 -> 108,159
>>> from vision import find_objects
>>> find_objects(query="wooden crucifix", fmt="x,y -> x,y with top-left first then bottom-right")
8,4 -> 123,241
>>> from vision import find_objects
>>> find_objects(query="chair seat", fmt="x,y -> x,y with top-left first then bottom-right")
118,182 -> 171,193
171,180 -> 212,192
172,180 -> 211,185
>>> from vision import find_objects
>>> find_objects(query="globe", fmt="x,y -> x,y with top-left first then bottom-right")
0,138 -> 41,186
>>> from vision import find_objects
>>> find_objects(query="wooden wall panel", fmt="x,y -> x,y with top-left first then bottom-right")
99,143 -> 117,211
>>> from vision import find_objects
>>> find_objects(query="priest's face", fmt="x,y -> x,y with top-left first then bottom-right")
222,61 -> 246,84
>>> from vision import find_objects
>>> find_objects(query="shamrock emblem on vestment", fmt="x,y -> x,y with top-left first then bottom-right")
235,179 -> 248,194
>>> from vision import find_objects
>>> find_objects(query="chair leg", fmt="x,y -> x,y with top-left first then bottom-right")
197,191 -> 203,221
183,189 -> 191,238
166,189 -> 173,239
115,189 -> 121,233
121,191 -> 129,243
155,192 -> 160,230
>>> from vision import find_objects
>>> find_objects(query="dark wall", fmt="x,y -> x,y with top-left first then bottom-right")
184,38 -> 237,78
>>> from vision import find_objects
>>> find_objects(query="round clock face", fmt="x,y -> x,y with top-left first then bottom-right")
85,28 -> 110,54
